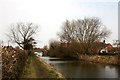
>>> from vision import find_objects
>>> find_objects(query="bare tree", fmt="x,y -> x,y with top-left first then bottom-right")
58,17 -> 111,54
58,20 -> 76,43
75,18 -> 110,43
8,22 -> 38,50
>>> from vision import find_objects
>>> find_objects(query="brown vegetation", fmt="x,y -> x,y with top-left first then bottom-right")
79,54 -> 118,65
2,46 -> 28,79
48,40 -> 117,58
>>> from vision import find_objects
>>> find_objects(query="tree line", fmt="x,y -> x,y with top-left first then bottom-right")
4,17 -> 120,58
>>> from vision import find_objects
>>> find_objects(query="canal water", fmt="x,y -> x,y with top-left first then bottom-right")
40,56 -> 120,78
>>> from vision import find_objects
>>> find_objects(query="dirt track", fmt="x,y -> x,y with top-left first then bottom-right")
20,53 -> 65,79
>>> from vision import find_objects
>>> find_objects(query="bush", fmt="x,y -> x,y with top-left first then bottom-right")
2,46 -> 28,79
48,41 -> 80,59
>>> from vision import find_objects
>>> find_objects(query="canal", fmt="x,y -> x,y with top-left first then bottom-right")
39,56 -> 120,78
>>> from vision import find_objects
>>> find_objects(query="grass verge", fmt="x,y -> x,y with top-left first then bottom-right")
19,53 -> 66,80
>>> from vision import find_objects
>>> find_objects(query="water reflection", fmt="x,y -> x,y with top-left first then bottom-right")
40,56 -> 119,78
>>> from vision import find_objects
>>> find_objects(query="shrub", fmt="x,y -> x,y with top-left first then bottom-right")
2,46 -> 28,79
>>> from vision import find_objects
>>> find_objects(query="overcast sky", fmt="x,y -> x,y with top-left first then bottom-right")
0,0 -> 119,47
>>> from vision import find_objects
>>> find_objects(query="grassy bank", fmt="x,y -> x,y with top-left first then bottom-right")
20,53 -> 65,79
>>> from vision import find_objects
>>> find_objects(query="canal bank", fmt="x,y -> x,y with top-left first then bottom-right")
19,53 -> 65,79
78,54 -> 119,65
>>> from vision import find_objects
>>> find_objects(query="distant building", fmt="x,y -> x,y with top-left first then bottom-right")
99,43 -> 113,53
